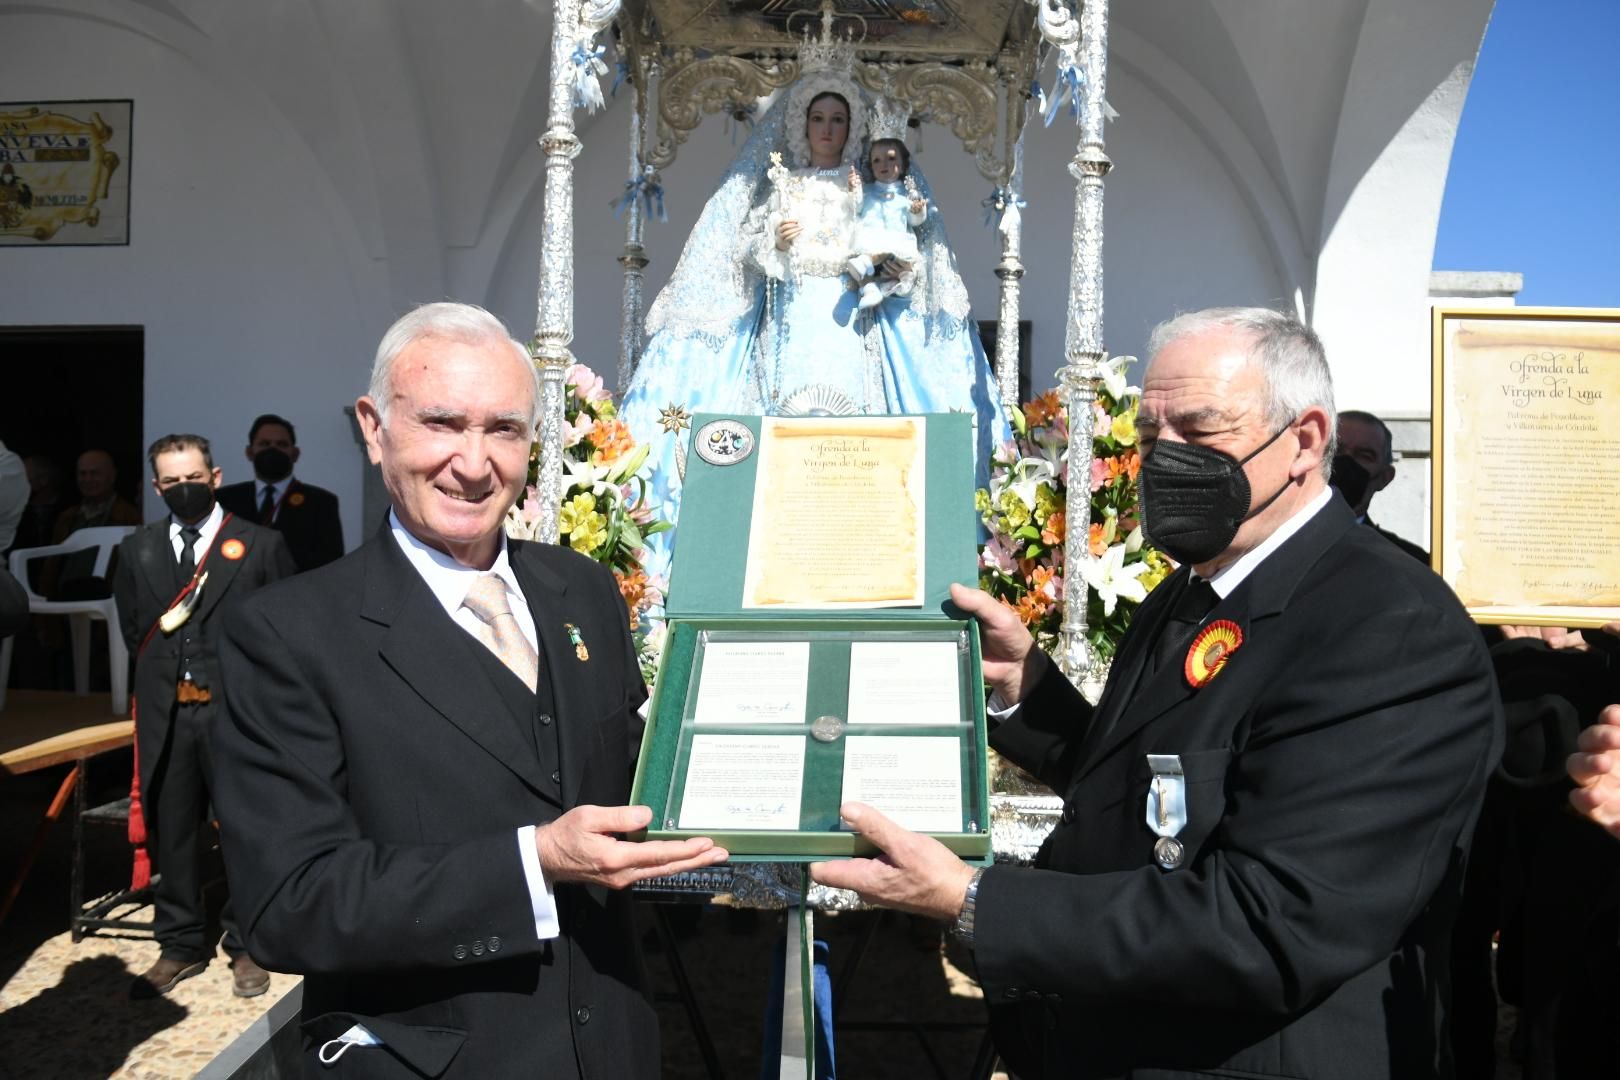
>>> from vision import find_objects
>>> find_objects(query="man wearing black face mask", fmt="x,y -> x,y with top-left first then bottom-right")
813,307 -> 1503,1080
216,413 -> 344,571
112,434 -> 295,1000
1331,409 -> 1429,564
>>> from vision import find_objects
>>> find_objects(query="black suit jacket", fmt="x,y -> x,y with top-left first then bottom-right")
112,515 -> 295,793
218,477 -> 344,571
212,525 -> 655,1079
978,495 -> 1503,1080
1364,514 -> 1431,565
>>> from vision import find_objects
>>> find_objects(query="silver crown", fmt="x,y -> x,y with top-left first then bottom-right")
869,97 -> 910,142
791,2 -> 863,74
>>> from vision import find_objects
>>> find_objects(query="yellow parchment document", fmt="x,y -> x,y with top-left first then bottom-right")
1436,309 -> 1620,625
742,417 -> 926,609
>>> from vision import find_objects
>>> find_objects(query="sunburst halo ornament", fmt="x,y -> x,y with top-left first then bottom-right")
657,403 -> 692,434
1184,619 -> 1242,689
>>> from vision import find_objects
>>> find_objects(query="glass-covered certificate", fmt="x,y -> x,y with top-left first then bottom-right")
1434,306 -> 1620,626
742,417 -> 926,609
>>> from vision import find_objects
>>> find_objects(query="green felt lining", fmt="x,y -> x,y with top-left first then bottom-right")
629,620 -> 990,861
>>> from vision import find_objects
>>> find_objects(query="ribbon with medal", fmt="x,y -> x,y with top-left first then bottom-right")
1145,754 -> 1188,870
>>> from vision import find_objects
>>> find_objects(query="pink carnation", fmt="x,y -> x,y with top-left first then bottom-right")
1090,457 -> 1108,492
565,363 -> 611,403
980,534 -> 1017,575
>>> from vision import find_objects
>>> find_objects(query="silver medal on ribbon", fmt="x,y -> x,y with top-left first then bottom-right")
1145,754 -> 1188,871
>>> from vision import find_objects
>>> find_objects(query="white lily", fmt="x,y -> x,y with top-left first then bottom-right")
1079,541 -> 1149,617
562,456 -> 620,501
1006,456 -> 1058,510
1101,354 -> 1141,401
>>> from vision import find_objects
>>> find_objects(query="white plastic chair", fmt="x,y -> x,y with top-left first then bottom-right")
0,525 -> 136,714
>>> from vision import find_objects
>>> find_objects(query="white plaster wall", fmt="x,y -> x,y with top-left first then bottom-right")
0,6 -> 382,544
486,59 -> 1286,397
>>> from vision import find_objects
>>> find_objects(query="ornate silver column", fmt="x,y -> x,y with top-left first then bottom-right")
617,66 -> 651,392
1054,0 -> 1112,683
533,1 -> 620,542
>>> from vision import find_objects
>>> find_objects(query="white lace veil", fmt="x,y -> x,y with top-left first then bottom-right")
643,76 -> 974,348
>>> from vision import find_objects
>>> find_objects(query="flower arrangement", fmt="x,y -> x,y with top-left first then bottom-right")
505,363 -> 671,682
975,356 -> 1173,665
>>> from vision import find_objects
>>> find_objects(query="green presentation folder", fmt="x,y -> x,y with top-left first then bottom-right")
629,412 -> 991,863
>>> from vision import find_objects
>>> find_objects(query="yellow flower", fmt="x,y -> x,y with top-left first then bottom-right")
567,512 -> 609,555
974,489 -> 993,516
1139,549 -> 1174,592
999,491 -> 1031,530
559,492 -> 609,553
1034,485 -> 1063,523
1111,409 -> 1137,446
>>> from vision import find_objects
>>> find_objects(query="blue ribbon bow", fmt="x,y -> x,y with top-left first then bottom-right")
572,43 -> 608,113
981,185 -> 1027,230
1042,58 -> 1085,127
612,172 -> 667,223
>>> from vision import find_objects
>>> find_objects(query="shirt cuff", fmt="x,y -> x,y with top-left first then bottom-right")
986,691 -> 1018,721
516,825 -> 561,941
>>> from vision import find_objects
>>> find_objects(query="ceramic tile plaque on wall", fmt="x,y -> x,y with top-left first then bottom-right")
1,100 -> 132,246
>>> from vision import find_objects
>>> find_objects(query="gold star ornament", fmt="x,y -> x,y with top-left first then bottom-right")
658,404 -> 693,434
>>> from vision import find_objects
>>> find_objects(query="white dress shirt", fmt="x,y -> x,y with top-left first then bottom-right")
387,511 -> 559,942
254,475 -> 298,522
168,501 -> 225,563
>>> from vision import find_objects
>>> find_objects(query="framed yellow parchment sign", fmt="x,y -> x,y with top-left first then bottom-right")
1432,306 -> 1620,627
0,101 -> 131,246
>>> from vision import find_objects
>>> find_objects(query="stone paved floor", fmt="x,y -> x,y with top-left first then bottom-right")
0,907 -> 294,1080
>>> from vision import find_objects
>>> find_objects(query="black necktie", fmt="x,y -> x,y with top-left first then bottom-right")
178,526 -> 202,578
258,485 -> 276,524
1149,576 -> 1219,678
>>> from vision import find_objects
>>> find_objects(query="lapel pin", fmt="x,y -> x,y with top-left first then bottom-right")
1184,620 -> 1242,689
564,623 -> 589,662
288,491 -> 305,507
220,538 -> 246,561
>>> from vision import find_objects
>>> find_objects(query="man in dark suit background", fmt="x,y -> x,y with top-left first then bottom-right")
113,433 -> 295,999
1331,408 -> 1430,564
216,413 -> 344,571
814,307 -> 1503,1080
211,302 -> 727,1078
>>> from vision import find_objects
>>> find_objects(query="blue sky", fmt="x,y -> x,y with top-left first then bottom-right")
1434,0 -> 1620,306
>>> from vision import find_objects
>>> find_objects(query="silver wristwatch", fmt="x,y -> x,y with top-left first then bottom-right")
952,867 -> 987,945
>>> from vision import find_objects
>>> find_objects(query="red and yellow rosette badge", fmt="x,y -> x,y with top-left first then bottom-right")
288,492 -> 306,507
1184,619 -> 1242,689
220,539 -> 247,561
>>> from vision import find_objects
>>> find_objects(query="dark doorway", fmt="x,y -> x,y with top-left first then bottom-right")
976,318 -> 1032,404
1,326 -> 144,690
0,325 -> 145,531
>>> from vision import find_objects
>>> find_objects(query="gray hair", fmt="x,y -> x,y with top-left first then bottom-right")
368,302 -> 541,429
1146,306 -> 1337,474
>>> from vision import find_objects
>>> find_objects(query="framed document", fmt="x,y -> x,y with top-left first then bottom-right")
1432,306 -> 1620,627
631,413 -> 991,862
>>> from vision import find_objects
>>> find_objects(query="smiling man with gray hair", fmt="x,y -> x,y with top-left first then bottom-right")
212,302 -> 726,1078
814,306 -> 1502,1079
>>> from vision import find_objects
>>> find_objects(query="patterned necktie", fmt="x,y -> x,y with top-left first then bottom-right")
258,485 -> 276,524
461,574 -> 539,692
178,526 -> 202,578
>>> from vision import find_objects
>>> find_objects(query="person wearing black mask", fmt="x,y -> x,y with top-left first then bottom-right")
1330,409 -> 1429,564
216,413 -> 344,571
112,434 -> 296,1000
812,307 -> 1502,1080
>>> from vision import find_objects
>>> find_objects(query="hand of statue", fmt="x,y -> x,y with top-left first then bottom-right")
775,219 -> 801,250
949,583 -> 1046,705
848,165 -> 861,191
909,198 -> 926,215
879,257 -> 910,280
535,804 -> 729,890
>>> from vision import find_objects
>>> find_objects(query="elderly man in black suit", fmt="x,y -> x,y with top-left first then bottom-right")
113,433 -> 296,999
216,413 -> 344,571
212,302 -> 727,1078
814,307 -> 1503,1080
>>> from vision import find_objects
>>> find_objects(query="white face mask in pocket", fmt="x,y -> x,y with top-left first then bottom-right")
318,1023 -> 385,1066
